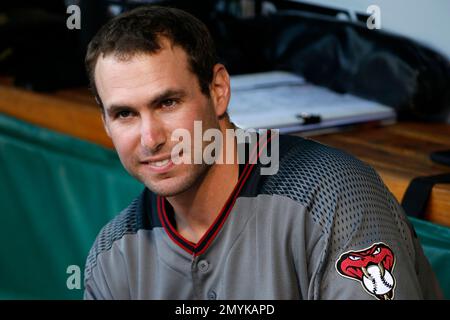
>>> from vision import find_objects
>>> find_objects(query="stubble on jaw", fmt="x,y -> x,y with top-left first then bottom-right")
137,161 -> 212,197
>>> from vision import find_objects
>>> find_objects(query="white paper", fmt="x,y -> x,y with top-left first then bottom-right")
227,71 -> 396,132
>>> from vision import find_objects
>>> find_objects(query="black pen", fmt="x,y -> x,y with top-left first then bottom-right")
296,113 -> 322,125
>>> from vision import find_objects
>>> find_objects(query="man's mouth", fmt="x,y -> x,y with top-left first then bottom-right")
140,156 -> 175,173
150,159 -> 170,167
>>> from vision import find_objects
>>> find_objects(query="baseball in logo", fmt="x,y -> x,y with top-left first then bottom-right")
335,242 -> 396,300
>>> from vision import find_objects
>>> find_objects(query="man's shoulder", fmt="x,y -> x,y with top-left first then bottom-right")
84,189 -> 152,281
276,134 -> 379,182
264,134 -> 385,205
262,134 -> 401,247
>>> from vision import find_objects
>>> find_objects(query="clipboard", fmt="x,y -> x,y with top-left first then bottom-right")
227,71 -> 396,134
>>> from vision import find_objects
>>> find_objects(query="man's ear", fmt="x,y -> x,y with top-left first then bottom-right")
96,94 -> 111,138
101,112 -> 112,138
94,95 -> 101,106
210,64 -> 231,118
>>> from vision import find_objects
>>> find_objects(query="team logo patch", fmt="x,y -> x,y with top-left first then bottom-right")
335,242 -> 396,300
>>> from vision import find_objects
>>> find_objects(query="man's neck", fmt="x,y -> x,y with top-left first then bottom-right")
166,161 -> 239,243
166,122 -> 240,244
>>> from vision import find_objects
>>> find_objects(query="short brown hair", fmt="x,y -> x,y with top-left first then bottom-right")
85,5 -> 218,106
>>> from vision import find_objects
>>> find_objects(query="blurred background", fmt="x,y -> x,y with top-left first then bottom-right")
0,0 -> 449,299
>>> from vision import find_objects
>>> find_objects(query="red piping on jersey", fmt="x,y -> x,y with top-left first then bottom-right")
157,130 -> 274,256
157,195 -> 195,255
195,132 -> 274,256
157,157 -> 253,256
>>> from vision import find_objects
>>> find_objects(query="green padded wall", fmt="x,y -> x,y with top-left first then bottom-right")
410,217 -> 450,299
0,113 -> 142,299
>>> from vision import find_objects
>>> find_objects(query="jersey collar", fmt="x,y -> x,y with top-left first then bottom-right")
156,130 -> 273,256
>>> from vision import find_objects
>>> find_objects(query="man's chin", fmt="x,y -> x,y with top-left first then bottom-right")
137,163 -> 211,197
147,184 -> 190,197
143,176 -> 198,197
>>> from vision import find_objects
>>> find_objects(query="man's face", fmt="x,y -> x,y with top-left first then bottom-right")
95,39 -> 223,196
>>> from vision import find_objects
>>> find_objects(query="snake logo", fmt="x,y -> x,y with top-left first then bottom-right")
336,242 -> 396,300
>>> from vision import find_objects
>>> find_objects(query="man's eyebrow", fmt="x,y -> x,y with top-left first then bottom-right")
148,89 -> 187,107
106,104 -> 133,117
105,89 -> 187,116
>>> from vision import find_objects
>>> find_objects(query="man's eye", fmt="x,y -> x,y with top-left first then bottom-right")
117,110 -> 132,118
161,99 -> 177,108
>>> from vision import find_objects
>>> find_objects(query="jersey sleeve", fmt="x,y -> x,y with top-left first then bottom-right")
312,162 -> 443,300
83,213 -> 132,300
84,258 -> 112,300
260,136 -> 443,300
84,242 -> 129,300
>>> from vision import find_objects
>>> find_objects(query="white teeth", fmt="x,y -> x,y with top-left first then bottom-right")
151,159 -> 170,167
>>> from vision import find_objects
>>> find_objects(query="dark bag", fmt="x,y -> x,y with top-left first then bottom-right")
213,10 -> 450,121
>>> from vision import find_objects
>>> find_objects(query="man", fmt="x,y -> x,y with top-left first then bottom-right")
84,5 -> 442,299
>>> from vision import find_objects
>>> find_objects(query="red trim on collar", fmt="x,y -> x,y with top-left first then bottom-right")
157,131 -> 274,256
157,195 -> 194,255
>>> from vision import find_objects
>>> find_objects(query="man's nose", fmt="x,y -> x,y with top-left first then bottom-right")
140,117 -> 165,153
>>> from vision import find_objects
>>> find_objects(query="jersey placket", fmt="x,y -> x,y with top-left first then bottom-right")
155,131 -> 273,299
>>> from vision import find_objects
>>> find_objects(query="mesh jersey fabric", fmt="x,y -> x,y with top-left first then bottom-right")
84,134 -> 443,300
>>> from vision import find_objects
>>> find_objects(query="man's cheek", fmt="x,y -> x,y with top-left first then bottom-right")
112,131 -> 135,151
113,142 -> 135,168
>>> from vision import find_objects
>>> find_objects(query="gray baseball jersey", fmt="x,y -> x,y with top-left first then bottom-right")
84,134 -> 443,300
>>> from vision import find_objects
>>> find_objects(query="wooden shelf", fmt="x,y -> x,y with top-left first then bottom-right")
0,84 -> 112,148
313,123 -> 450,227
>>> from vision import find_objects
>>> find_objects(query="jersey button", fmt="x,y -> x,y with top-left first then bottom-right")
198,260 -> 209,273
207,290 -> 217,300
